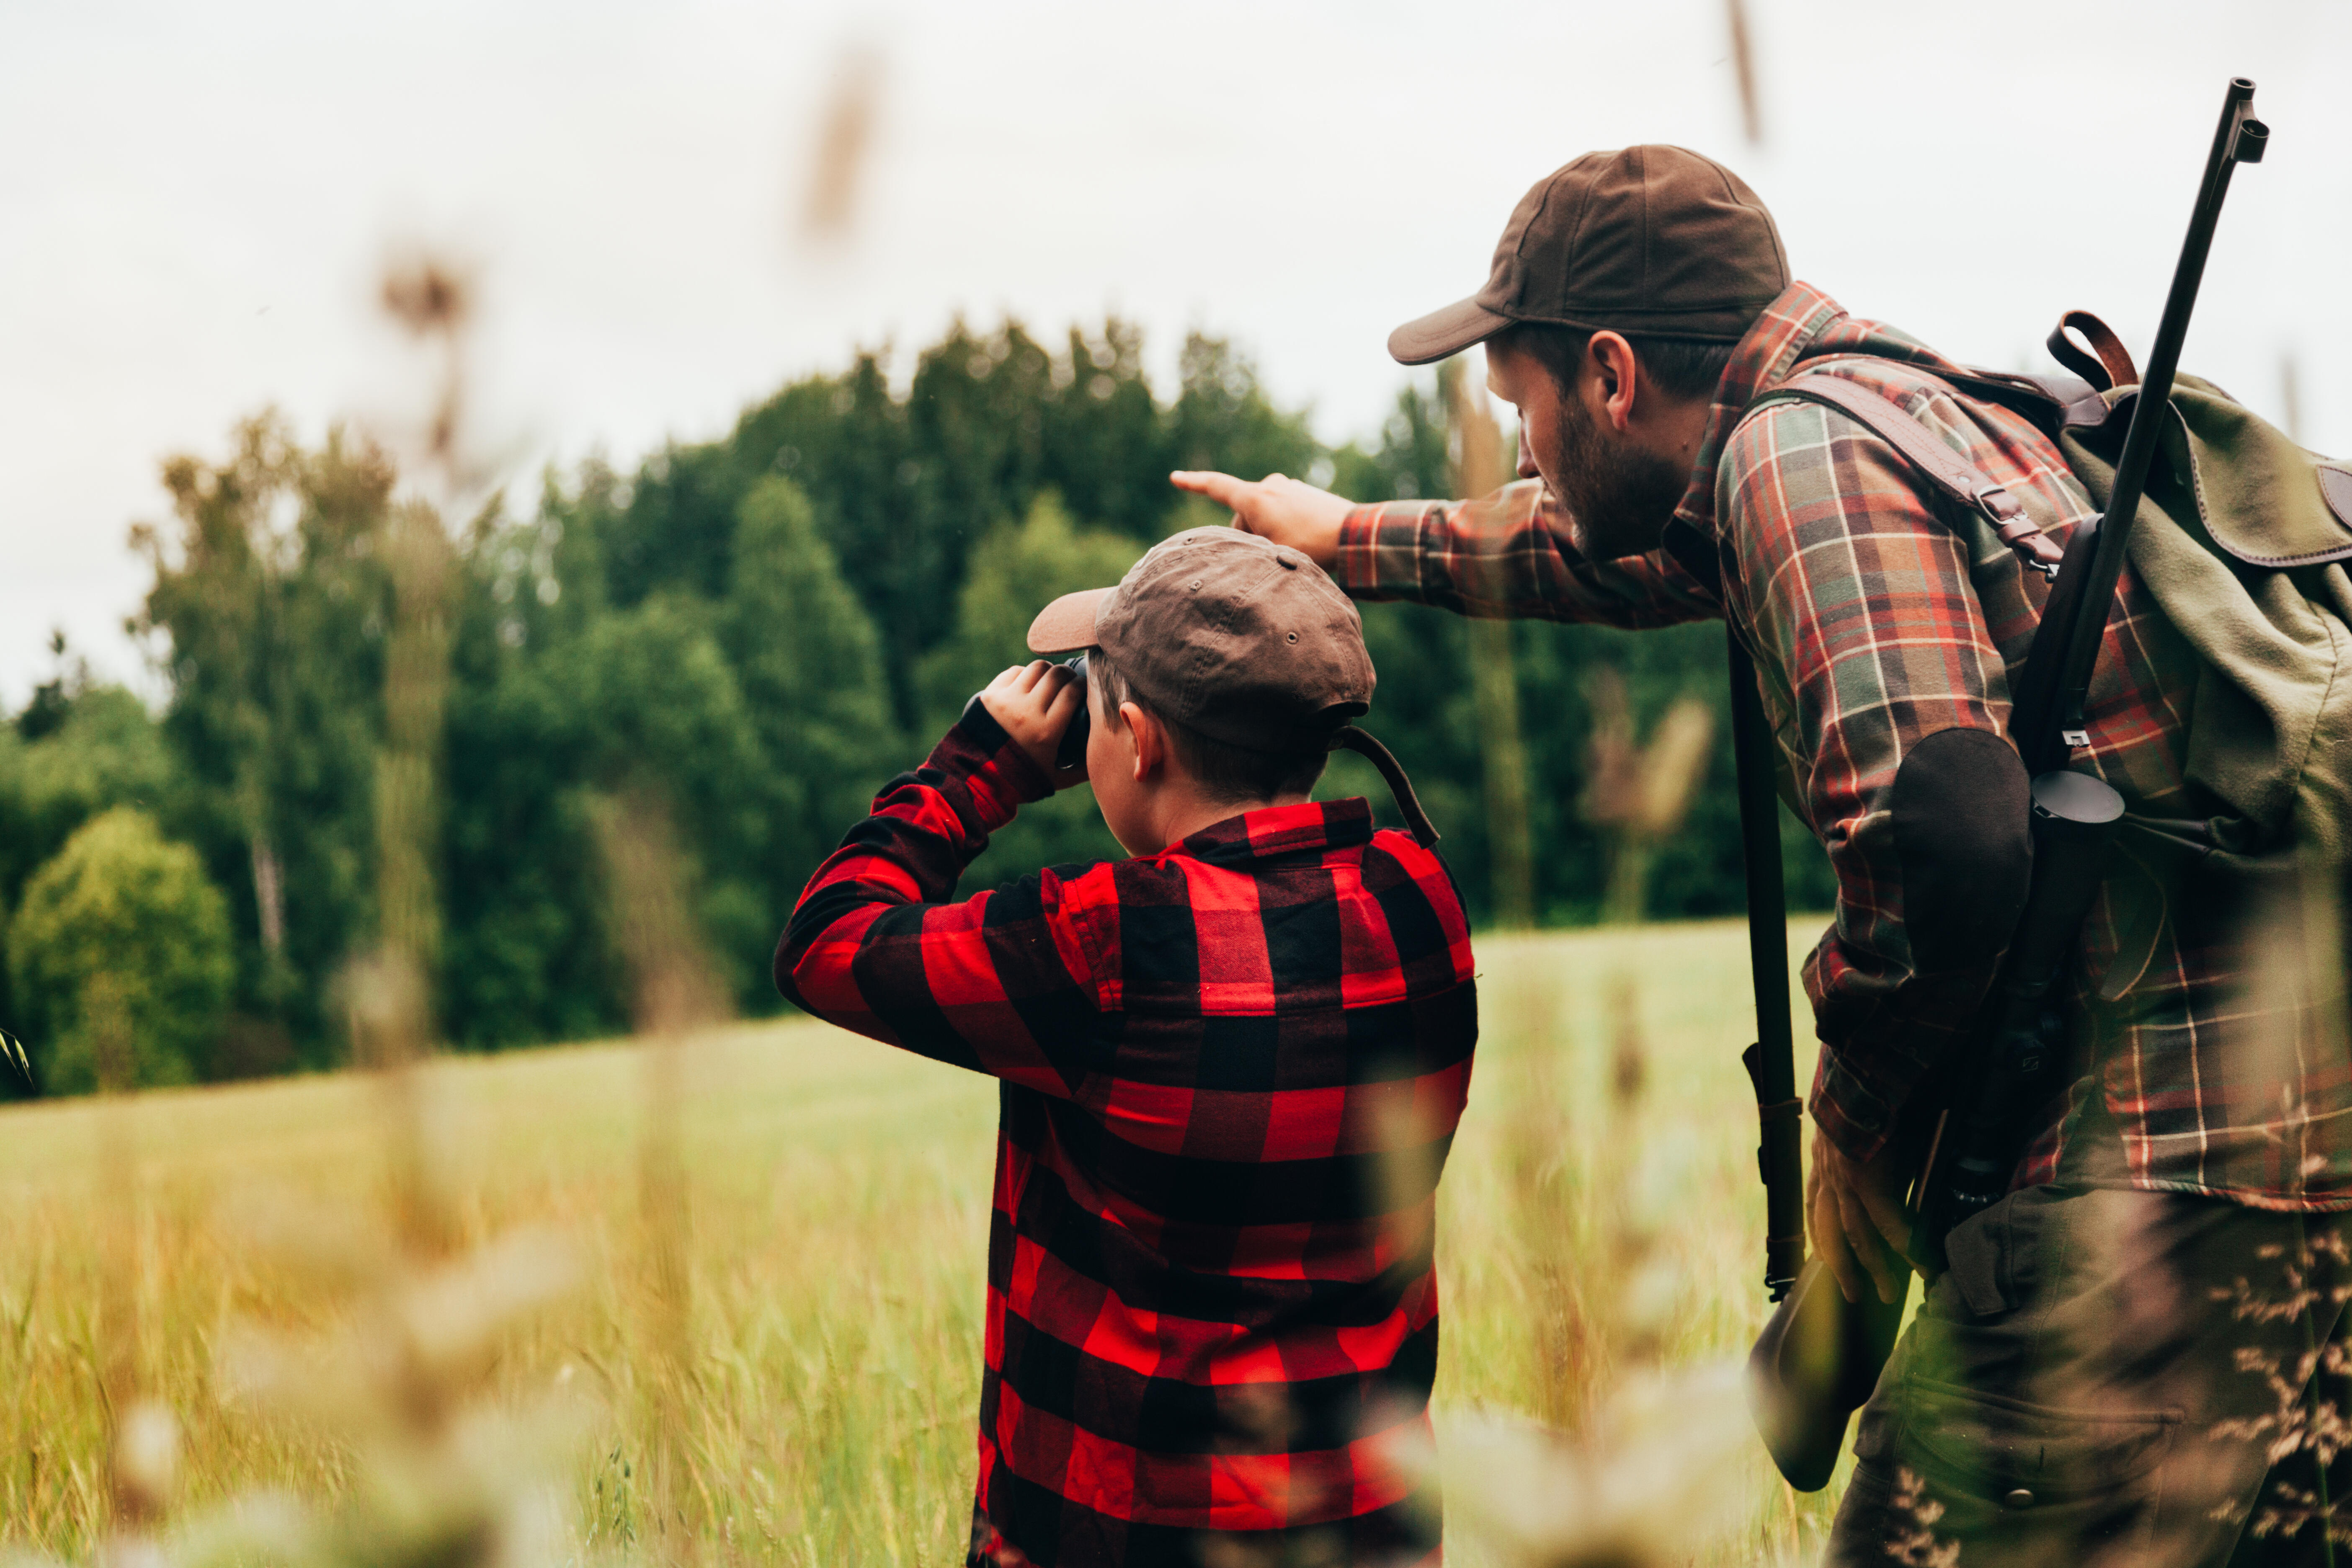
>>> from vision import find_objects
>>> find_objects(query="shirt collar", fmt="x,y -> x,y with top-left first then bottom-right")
1159,797 -> 1375,868
1670,281 -> 1846,542
1670,280 -> 1961,542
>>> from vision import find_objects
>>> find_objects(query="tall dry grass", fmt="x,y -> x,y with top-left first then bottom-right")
0,918 -> 1850,1566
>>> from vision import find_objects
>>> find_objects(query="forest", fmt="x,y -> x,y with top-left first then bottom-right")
0,317 -> 1831,1093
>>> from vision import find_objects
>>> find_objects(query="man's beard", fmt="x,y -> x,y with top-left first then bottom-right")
1547,395 -> 1691,561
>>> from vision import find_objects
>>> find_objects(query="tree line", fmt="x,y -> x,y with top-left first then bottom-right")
0,318 -> 1831,1094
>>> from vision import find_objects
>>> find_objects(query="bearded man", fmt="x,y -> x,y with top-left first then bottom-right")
1176,145 -> 2351,1566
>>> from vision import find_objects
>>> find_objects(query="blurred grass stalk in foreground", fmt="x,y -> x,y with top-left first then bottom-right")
591,791 -> 732,1562
1443,357 -> 1536,931
349,494 -> 459,1259
87,973 -> 184,1556
1415,682 -> 1752,1566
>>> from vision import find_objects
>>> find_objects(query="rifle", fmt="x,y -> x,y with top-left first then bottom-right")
1739,76 -> 2269,1491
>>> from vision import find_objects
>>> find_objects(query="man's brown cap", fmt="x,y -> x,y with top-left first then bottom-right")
1388,144 -> 1787,365
1027,527 -> 1373,753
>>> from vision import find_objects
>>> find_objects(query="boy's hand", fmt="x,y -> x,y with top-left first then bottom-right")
1170,470 -> 1351,568
978,662 -> 1089,790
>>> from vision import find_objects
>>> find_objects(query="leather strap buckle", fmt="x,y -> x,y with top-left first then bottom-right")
1974,483 -> 2063,580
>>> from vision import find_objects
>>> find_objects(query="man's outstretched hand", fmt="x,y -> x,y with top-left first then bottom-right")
1170,470 -> 1353,567
1808,1124 -> 1919,1306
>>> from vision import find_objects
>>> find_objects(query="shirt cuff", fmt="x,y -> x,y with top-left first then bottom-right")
1331,501 -> 1443,602
924,698 -> 1055,835
1806,967 -> 1996,1163
1808,1044 -> 1894,1164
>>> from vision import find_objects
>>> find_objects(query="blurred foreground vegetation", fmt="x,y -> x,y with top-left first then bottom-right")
0,921 -> 1849,1566
0,318 -> 1831,1091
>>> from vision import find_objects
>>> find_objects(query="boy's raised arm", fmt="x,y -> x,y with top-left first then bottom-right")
774,671 -> 1101,1099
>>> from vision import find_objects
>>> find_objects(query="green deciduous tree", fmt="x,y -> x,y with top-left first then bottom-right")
723,475 -> 901,909
133,416 -> 395,1058
0,678 -> 189,1093
8,807 -> 233,1092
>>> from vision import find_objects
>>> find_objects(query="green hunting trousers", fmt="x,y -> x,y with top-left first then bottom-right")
1827,1186 -> 2349,1568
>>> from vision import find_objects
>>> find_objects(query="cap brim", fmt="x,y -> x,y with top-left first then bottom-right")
1387,295 -> 1516,366
1026,587 -> 1116,654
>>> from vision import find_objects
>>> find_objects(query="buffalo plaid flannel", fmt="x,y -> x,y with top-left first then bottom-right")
776,701 -> 1476,1567
1336,280 -> 2350,1213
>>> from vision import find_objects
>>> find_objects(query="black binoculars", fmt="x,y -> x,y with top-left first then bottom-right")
1055,656 -> 1090,771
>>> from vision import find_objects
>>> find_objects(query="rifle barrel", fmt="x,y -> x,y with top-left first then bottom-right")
2051,78 -> 2266,748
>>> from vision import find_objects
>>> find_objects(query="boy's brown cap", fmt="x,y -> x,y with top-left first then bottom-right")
1387,144 -> 1787,365
1027,526 -> 1372,753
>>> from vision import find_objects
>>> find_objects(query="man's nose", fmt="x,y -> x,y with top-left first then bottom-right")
1516,428 -> 1539,480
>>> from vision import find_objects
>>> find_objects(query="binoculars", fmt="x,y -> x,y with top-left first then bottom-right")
1055,656 -> 1091,771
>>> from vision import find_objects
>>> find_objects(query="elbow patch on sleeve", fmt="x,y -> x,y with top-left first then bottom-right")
1891,727 -> 2032,972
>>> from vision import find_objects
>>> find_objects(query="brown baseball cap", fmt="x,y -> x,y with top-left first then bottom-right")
1028,527 -> 1372,751
1027,527 -> 1439,843
1388,144 -> 1787,365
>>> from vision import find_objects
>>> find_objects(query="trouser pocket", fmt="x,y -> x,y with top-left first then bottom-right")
1834,1376 -> 2183,1568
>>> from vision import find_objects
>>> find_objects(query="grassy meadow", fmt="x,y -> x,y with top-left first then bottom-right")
0,918 -> 1855,1565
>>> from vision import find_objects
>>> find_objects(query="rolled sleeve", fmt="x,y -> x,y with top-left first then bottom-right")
774,701 -> 1098,1097
1333,482 -> 1718,628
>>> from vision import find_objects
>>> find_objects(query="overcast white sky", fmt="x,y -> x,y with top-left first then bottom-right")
5,0 -> 2347,707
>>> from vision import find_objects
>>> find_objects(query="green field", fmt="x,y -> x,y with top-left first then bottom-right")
0,920 -> 1852,1565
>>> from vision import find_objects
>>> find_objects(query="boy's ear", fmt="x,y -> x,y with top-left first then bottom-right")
1121,701 -> 1164,783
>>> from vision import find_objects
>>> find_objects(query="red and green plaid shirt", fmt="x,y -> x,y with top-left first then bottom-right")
777,703 -> 1475,1566
1336,280 -> 2350,1213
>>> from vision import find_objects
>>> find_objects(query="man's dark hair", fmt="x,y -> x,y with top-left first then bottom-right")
1090,650 -> 1328,806
1499,321 -> 1737,404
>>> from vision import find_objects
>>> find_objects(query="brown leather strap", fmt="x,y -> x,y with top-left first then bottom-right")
2045,309 -> 2139,393
1755,373 -> 2067,578
1331,725 -> 1439,847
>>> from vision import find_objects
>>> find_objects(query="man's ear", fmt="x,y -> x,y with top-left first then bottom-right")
1120,701 -> 1163,782
1587,330 -> 1641,434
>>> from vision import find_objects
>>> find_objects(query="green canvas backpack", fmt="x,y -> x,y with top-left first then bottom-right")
1749,317 -> 2352,975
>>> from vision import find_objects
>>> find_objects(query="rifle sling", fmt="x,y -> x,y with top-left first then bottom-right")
1660,519 -> 1805,1299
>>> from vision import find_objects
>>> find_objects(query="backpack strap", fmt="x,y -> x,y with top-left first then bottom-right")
2046,309 -> 2140,393
1749,373 -> 2068,580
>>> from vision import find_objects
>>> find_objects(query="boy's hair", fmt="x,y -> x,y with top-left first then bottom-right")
1497,320 -> 1736,404
1091,648 -> 1328,805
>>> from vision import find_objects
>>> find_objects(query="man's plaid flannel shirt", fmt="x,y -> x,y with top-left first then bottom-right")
1336,280 -> 2349,1213
776,703 -> 1476,1568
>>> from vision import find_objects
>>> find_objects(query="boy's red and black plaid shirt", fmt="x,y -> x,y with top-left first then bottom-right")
776,703 -> 1477,1568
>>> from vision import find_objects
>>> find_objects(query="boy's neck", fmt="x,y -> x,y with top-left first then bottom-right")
1128,784 -> 1313,857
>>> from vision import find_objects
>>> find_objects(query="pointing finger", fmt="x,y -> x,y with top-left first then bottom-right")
1170,470 -> 1256,508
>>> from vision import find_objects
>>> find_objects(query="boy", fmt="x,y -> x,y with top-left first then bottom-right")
776,526 -> 1478,1568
